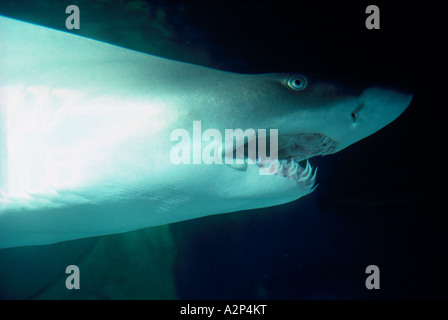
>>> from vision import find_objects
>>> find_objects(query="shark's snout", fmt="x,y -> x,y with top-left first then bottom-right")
221,77 -> 413,195
327,86 -> 413,153
359,87 -> 413,124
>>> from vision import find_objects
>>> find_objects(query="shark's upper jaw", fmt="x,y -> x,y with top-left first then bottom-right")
277,133 -> 337,162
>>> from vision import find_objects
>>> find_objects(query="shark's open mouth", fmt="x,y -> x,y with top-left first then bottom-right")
229,133 -> 337,188
276,133 -> 336,162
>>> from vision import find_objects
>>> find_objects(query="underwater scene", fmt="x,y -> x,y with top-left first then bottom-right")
0,0 -> 446,301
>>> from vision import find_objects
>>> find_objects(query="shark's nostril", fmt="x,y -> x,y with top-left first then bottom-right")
350,102 -> 364,123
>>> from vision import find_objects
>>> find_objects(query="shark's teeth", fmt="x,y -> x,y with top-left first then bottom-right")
256,157 -> 273,168
298,162 -> 312,183
288,160 -> 298,176
308,167 -> 318,187
278,161 -> 284,171
252,156 -> 317,191
290,164 -> 298,176
265,158 -> 318,191
309,183 -> 319,194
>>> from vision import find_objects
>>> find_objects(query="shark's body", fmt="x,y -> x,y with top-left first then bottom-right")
0,16 -> 412,248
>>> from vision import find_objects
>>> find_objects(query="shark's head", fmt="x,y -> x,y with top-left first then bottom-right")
273,73 -> 413,155
209,72 -> 413,208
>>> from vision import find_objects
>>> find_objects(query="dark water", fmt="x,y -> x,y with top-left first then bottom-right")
0,0 -> 446,299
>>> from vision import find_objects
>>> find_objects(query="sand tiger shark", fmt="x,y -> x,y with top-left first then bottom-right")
0,16 -> 412,248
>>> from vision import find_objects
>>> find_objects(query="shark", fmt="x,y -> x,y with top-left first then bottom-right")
0,16 -> 412,248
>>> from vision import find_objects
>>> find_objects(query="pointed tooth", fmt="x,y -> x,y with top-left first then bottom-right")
306,164 -> 314,178
302,160 -> 311,177
278,162 -> 284,171
310,167 -> 318,185
292,165 -> 298,176
287,161 -> 296,174
309,183 -> 319,193
299,161 -> 313,183
290,162 -> 298,176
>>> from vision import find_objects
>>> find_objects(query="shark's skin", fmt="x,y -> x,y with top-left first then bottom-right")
0,16 -> 412,248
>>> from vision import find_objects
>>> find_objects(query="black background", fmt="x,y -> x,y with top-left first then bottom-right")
165,0 -> 447,299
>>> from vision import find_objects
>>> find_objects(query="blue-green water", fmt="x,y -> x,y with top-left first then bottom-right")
0,0 -> 446,299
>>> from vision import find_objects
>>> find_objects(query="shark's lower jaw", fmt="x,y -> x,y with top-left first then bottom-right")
272,132 -> 335,189
257,158 -> 318,191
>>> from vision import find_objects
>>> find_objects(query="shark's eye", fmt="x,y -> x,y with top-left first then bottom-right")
287,75 -> 308,91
